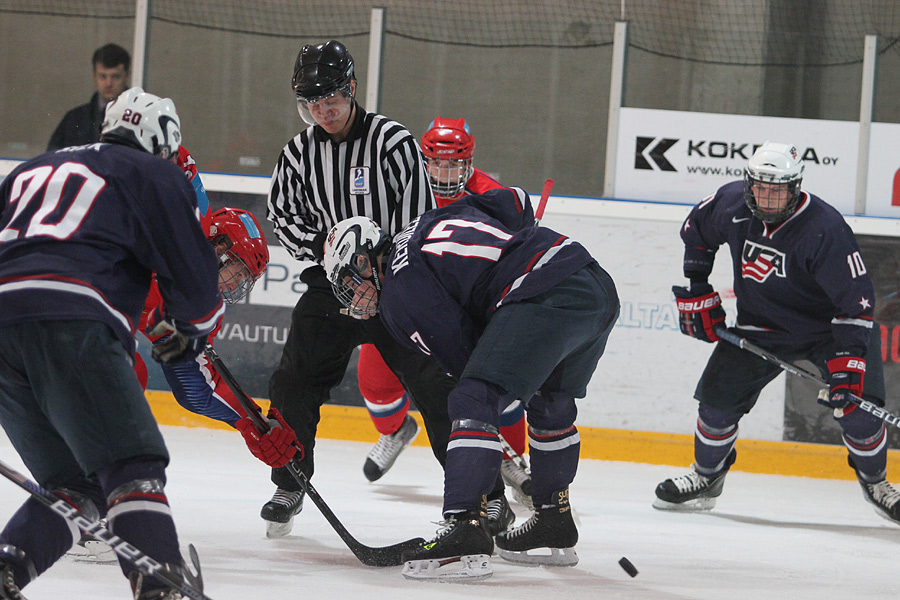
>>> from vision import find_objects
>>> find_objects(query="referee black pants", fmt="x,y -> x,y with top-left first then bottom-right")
268,267 -> 454,491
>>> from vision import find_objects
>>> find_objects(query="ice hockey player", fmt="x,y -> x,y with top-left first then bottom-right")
654,141 -> 900,524
323,187 -> 620,579
0,87 -> 223,599
356,116 -> 533,518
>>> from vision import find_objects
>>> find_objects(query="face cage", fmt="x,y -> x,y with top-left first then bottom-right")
743,175 -> 802,224
427,157 -> 472,200
218,251 -> 255,304
331,256 -> 381,319
295,83 -> 353,126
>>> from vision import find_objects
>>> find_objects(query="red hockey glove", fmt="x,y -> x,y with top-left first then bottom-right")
672,283 -> 725,343
819,353 -> 865,414
235,408 -> 303,468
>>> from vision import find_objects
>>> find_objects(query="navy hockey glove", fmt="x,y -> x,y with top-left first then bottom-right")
818,352 -> 865,414
147,317 -> 209,366
672,283 -> 725,343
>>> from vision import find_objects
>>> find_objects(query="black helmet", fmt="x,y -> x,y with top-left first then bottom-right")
291,40 -> 355,100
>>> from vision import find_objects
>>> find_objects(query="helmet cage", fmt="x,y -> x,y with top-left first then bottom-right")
742,142 -> 804,224
743,175 -> 803,223
324,218 -> 390,319
426,157 -> 473,200
216,247 -> 255,304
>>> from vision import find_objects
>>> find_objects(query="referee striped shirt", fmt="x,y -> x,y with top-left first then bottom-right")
267,105 -> 435,264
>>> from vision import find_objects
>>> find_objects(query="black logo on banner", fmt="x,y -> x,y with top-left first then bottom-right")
635,137 -> 678,171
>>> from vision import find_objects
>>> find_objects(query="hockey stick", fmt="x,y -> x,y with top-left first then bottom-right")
204,345 -> 424,566
0,458 -> 211,600
534,178 -> 554,226
713,325 -> 900,430
498,432 -> 529,475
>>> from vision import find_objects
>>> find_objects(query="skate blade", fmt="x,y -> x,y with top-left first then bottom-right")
401,554 -> 492,581
652,496 -> 716,512
265,517 -> 295,539
498,546 -> 578,567
66,540 -> 118,564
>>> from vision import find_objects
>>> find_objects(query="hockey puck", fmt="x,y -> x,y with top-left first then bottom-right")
618,556 -> 638,577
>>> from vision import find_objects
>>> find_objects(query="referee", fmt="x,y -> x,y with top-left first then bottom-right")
262,40 -> 455,538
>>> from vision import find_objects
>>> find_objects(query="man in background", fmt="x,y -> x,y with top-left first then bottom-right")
47,43 -> 131,151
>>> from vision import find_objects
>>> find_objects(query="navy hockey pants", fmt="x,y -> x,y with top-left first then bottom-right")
443,262 -> 620,511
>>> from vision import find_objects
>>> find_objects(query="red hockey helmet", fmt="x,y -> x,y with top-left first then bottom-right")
208,208 -> 269,304
420,117 -> 475,201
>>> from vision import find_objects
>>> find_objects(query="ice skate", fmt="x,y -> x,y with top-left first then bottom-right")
64,524 -> 117,564
486,492 -> 515,536
260,488 -> 304,538
363,414 -> 419,482
500,457 -> 533,510
857,477 -> 900,525
653,464 -> 730,512
129,570 -> 184,600
401,508 -> 494,581
496,488 -> 578,567
0,562 -> 26,600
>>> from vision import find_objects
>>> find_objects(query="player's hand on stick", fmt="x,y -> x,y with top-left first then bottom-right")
146,310 -> 209,366
819,352 -> 865,414
235,407 -> 303,468
672,283 -> 725,343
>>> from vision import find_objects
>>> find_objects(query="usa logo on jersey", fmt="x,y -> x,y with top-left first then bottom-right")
741,240 -> 786,282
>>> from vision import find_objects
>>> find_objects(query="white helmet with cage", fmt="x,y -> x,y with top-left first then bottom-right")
743,141 -> 805,223
323,216 -> 391,319
100,87 -> 181,160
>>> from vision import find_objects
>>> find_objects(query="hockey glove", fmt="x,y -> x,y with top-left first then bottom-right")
235,408 -> 302,468
672,283 -> 725,343
147,315 -> 209,366
819,352 -> 865,414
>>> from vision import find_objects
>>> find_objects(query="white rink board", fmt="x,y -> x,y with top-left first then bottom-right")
535,211 -> 787,441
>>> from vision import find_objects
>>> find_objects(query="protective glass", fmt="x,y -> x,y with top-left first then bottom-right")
295,84 -> 353,126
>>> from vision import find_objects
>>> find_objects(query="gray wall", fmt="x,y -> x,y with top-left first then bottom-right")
2,1 -> 899,198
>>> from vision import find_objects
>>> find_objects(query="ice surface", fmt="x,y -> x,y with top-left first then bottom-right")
3,425 -> 896,599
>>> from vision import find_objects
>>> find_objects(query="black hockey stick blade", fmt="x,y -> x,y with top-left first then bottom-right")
713,325 -> 900,430
0,458 -> 213,599
204,345 -> 425,566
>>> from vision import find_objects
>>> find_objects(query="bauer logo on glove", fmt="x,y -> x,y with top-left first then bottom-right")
672,283 -> 726,343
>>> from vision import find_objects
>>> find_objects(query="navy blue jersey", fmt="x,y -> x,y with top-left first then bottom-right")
379,187 -> 595,377
681,180 -> 874,356
0,143 -> 224,356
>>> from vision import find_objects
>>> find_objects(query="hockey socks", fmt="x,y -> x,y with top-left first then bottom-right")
97,459 -> 183,584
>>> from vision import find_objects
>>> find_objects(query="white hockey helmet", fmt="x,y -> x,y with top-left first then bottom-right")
743,141 -> 805,223
323,216 -> 391,319
100,87 -> 181,160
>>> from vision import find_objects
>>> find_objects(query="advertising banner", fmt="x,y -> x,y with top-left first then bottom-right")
614,107 -> 858,212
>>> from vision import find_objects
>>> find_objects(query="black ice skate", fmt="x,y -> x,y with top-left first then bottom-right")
495,488 -> 578,567
500,457 -> 534,510
260,488 -> 305,538
400,507 -> 494,581
363,414 -> 419,482
653,451 -> 736,512
858,477 -> 900,524
0,562 -> 25,600
486,491 -> 515,536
